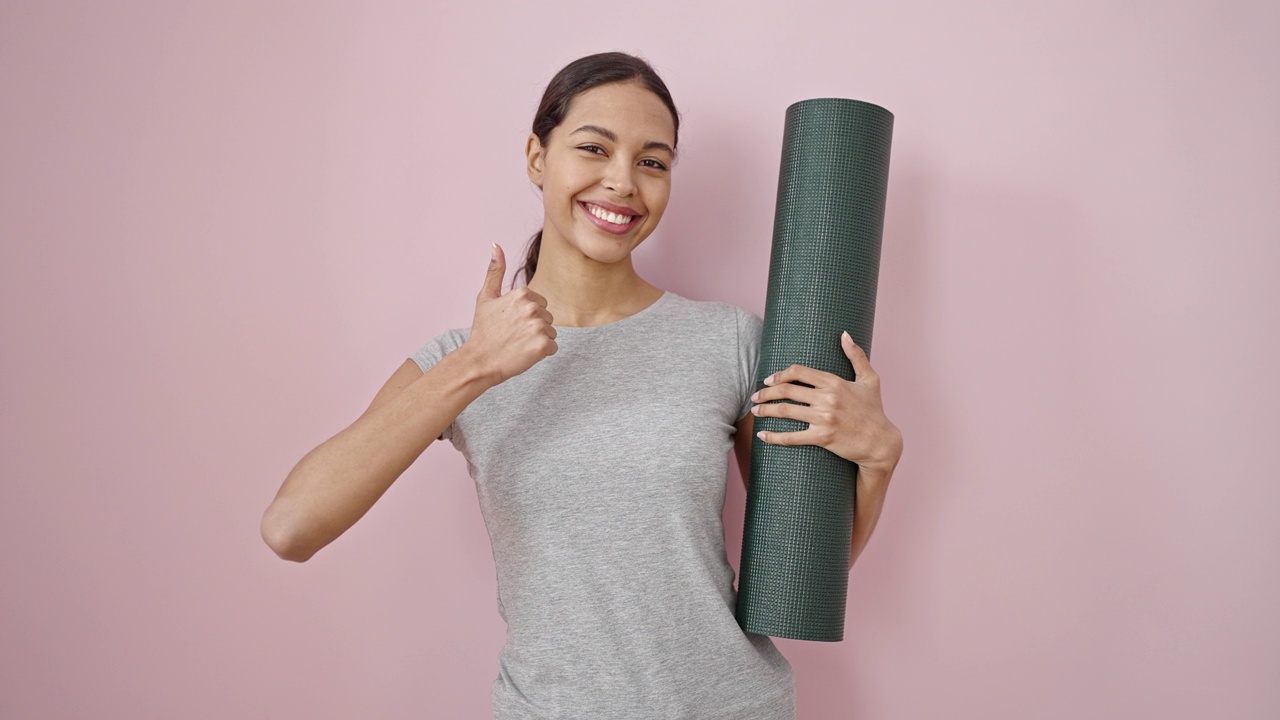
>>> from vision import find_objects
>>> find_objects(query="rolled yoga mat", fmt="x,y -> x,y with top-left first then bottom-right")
736,98 -> 893,642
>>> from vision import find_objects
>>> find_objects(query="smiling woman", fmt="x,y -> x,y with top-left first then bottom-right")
522,80 -> 675,300
512,53 -> 680,294
261,51 -> 901,720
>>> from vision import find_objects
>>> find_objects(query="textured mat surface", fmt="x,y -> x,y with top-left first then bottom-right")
736,98 -> 893,642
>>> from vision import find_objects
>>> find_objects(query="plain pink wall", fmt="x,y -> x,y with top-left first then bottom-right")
2,1 -> 1277,718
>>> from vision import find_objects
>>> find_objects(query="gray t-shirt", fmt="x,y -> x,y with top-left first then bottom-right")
410,290 -> 796,719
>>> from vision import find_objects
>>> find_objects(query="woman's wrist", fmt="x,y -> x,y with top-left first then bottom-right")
858,423 -> 903,477
449,341 -> 504,390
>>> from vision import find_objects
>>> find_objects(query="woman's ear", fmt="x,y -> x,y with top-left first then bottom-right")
525,133 -> 545,188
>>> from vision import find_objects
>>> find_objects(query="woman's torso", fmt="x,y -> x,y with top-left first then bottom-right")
411,292 -> 795,719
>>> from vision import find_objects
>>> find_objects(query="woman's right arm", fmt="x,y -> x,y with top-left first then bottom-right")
260,349 -> 497,562
260,244 -> 555,563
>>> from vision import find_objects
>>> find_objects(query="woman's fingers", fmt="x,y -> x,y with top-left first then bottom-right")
752,381 -> 823,407
755,426 -> 824,446
521,287 -> 549,309
752,400 -> 806,420
752,366 -> 845,448
750,399 -> 836,437
764,363 -> 839,390
753,394 -> 844,448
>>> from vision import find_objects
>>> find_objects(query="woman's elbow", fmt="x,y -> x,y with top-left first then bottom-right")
260,503 -> 319,563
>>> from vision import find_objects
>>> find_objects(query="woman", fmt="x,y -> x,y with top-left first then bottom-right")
262,52 -> 903,719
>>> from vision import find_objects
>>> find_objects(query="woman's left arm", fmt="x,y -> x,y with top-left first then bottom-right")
733,331 -> 903,571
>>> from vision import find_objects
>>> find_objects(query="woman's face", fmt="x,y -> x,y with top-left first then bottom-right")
526,81 -> 676,268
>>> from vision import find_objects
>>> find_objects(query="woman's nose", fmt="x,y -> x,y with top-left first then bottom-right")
602,159 -> 637,197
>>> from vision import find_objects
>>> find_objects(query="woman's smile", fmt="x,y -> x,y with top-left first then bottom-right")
578,200 -> 641,235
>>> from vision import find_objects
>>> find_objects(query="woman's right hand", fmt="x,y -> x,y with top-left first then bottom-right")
465,243 -> 558,384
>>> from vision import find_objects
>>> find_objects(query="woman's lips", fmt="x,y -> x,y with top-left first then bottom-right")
579,201 -> 640,235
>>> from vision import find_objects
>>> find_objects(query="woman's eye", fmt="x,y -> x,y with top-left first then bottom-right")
641,159 -> 668,170
579,144 -> 606,155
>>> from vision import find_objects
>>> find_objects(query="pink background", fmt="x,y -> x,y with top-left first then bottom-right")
3,1 -> 1278,718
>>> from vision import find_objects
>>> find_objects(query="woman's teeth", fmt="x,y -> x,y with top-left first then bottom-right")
587,203 -> 634,225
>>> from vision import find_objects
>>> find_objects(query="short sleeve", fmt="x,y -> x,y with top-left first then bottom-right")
408,329 -> 466,442
735,307 -> 764,421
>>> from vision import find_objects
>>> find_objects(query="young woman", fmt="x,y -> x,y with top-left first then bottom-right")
262,52 -> 903,719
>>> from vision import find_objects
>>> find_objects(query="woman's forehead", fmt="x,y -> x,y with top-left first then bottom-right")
560,83 -> 676,145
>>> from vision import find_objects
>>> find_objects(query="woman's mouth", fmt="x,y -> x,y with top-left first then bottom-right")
579,201 -> 640,235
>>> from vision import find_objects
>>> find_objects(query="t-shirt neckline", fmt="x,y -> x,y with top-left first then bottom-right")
552,291 -> 671,334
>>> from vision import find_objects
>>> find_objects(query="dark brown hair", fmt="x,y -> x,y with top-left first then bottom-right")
513,52 -> 680,288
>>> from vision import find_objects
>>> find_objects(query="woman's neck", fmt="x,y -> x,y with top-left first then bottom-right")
525,236 -> 663,328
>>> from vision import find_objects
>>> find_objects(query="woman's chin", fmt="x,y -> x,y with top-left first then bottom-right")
571,236 -> 637,264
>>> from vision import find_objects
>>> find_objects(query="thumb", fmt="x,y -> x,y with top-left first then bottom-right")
478,243 -> 505,300
841,330 -> 871,379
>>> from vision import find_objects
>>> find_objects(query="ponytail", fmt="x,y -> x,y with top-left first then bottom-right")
513,229 -> 543,289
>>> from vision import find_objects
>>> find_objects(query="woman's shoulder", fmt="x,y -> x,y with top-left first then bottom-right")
660,291 -> 761,328
409,326 -> 472,374
649,293 -> 763,355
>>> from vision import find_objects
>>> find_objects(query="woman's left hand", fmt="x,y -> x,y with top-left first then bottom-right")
750,331 -> 903,474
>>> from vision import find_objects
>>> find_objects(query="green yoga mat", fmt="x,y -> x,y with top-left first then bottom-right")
736,98 -> 893,642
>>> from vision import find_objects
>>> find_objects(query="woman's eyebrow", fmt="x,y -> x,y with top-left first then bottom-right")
570,124 -> 674,156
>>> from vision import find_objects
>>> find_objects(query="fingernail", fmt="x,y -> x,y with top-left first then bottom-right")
842,331 -> 851,343
764,375 -> 775,386
491,243 -> 499,261
756,431 -> 767,441
751,405 -> 760,415
750,391 -> 760,401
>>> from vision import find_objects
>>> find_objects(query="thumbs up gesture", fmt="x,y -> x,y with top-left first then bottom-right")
464,244 -> 558,385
